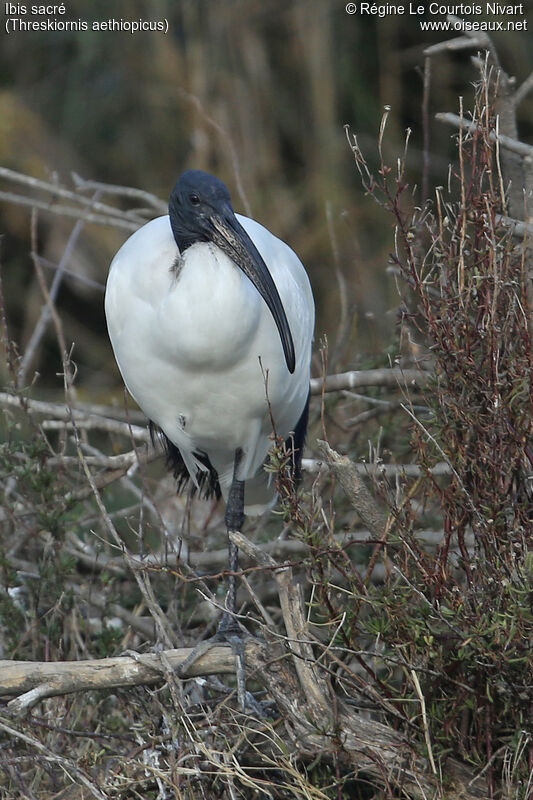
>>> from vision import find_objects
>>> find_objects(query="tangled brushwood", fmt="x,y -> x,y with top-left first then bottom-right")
346,57 -> 532,794
1,52 -> 532,800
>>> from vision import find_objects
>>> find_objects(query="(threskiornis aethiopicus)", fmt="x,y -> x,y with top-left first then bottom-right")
105,170 -> 314,698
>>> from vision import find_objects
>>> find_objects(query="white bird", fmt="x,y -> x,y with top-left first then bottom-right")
105,170 -> 314,641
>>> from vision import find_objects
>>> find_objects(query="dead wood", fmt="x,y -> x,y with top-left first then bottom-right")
316,440 -> 388,537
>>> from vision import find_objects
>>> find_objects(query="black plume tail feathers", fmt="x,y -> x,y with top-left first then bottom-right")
282,388 -> 310,485
149,421 -> 222,500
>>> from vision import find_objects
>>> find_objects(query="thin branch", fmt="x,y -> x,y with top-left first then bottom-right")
230,531 -> 332,716
177,89 -> 252,217
41,417 -> 151,440
1,368 -> 430,420
71,172 -> 167,213
424,15 -> 500,66
310,368 -> 429,395
496,214 -> 533,238
424,33 -> 493,57
513,70 -> 533,107
37,254 -> 106,292
422,56 -> 431,204
303,458 -> 450,476
0,166 -> 147,222
0,189 -> 139,231
66,385 -> 179,649
45,446 -> 149,470
0,391 -> 147,428
0,718 -> 108,800
18,209 -> 85,387
435,112 -> 533,159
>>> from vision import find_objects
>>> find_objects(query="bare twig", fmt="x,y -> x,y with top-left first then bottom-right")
230,530 -> 332,716
0,718 -> 108,800
424,33 -> 494,57
435,111 -> 533,159
0,189 -> 139,231
0,391 -> 145,423
513,70 -> 533,108
422,56 -> 432,204
310,367 -> 429,395
68,390 -> 179,649
303,457 -> 450,477
2,367 -> 430,419
18,217 -> 87,386
71,172 -> 167,213
0,166 -> 147,223
495,214 -> 533,238
177,89 -> 252,217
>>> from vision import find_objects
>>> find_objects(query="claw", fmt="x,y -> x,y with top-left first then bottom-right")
177,613 -> 250,711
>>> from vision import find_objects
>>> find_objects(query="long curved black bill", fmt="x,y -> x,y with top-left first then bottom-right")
208,209 -> 296,374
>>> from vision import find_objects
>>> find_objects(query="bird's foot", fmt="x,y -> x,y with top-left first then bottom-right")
119,640 -> 166,661
215,610 -> 246,640
177,612 -> 253,712
119,648 -> 144,662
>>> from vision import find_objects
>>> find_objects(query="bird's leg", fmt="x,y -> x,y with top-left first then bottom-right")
177,450 -> 249,710
218,450 -> 245,635
211,449 -> 248,706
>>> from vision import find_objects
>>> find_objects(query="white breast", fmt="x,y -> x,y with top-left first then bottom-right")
156,241 -> 263,372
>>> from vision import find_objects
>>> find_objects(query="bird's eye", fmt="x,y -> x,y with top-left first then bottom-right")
189,193 -> 201,206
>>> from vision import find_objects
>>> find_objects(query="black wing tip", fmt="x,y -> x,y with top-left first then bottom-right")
149,422 -> 221,501
285,389 -> 310,483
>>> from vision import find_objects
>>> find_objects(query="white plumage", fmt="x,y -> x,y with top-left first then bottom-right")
105,205 -> 314,514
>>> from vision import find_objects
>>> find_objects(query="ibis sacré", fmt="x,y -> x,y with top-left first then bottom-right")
105,169 -> 314,683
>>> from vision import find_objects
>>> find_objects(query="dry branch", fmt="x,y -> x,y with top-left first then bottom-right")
303,457 -> 450,477
0,646 -> 237,714
513,70 -> 533,108
62,527 -> 449,577
19,215 -> 87,386
0,531 -> 489,800
424,33 -> 494,56
0,718 -> 108,800
0,391 -> 145,422
0,166 -> 151,233
316,440 -> 388,537
435,111 -> 533,159
230,531 -> 332,716
71,172 -> 167,213
309,367 -> 429,395
2,367 -> 429,419
427,29 -> 533,225
0,189 -> 140,231
0,167 -> 147,221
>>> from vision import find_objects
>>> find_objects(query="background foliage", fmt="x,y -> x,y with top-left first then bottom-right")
1,0 -> 532,394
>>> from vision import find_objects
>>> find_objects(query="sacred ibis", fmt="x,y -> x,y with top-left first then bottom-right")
105,169 -> 314,653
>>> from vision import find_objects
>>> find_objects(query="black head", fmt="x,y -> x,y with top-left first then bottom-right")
169,170 -> 232,251
168,170 -> 295,373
